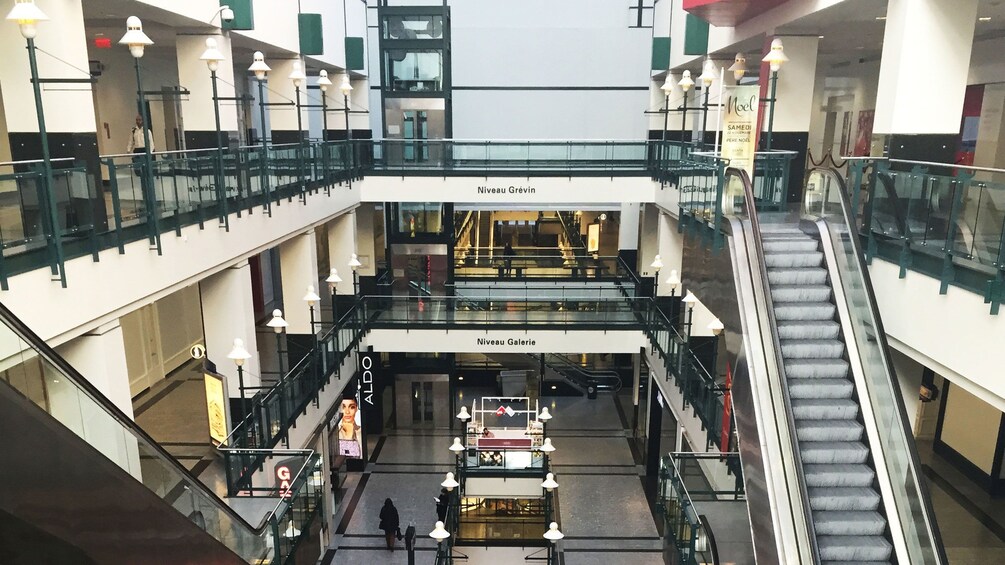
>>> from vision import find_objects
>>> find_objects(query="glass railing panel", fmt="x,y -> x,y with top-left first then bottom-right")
0,315 -> 271,562
810,169 -> 944,564
966,181 -> 1004,265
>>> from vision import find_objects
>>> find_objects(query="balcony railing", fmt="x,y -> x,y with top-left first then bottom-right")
222,304 -> 367,496
846,158 -> 1005,314
369,139 -> 653,174
0,141 -> 368,289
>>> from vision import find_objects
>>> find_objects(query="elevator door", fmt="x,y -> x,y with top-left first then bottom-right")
411,382 -> 434,425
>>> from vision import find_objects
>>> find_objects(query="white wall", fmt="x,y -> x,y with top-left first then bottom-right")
0,0 -> 96,133
445,0 -> 652,139
869,258 -> 1005,412
366,329 -> 647,354
360,176 -> 657,204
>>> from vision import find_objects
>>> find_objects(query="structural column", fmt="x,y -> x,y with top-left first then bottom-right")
874,0 -> 979,162
618,202 -> 641,276
198,260 -> 261,397
327,210 -> 359,296
758,35 -> 819,201
175,33 -> 239,149
267,58 -> 309,145
279,230 -> 321,334
656,211 -> 683,297
56,321 -> 133,418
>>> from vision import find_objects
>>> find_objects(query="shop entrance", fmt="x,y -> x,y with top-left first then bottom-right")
395,374 -> 449,429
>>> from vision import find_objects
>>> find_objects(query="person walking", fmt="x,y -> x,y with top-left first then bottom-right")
503,242 -> 515,277
378,498 -> 400,551
436,487 -> 450,523
126,114 -> 155,195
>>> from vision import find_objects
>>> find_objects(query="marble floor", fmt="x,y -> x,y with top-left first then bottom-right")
321,391 -> 664,564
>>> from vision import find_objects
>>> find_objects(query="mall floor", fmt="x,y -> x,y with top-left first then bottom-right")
322,389 -> 664,565
130,366 -> 1005,564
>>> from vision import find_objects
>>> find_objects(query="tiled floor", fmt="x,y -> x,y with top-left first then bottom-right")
324,391 -> 665,564
130,361 -> 1005,565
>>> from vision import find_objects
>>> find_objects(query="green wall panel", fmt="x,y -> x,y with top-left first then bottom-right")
345,37 -> 365,71
683,14 -> 709,56
222,0 -> 253,31
651,37 -> 671,71
298,13 -> 324,56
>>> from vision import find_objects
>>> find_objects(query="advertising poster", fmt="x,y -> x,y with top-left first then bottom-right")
334,394 -> 363,459
721,85 -> 760,177
855,110 -> 875,157
203,372 -> 228,446
587,223 -> 600,253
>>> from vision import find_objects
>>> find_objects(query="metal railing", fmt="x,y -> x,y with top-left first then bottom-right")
845,158 -> 1005,314
222,303 -> 367,496
657,453 -> 715,565
370,139 -> 653,173
0,141 -> 368,289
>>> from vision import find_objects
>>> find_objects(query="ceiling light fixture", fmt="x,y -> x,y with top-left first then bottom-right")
979,16 -> 991,22
875,16 -> 886,20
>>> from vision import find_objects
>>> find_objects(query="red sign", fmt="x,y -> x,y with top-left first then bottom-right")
93,37 -> 112,49
495,406 -> 507,416
720,362 -> 733,453
276,465 -> 292,498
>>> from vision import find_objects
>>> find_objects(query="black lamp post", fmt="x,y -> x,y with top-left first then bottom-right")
762,38 -> 788,151
200,38 -> 230,230
248,51 -> 273,216
119,16 -> 160,254
678,70 -> 694,145
289,60 -> 307,202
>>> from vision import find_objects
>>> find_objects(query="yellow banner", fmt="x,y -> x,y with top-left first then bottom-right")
721,85 -> 760,178
587,224 -> 600,253
204,373 -> 228,445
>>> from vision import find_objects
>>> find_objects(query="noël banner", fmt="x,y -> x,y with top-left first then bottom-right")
721,85 -> 760,178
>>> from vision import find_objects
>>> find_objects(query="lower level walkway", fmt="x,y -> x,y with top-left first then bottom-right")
322,391 -> 663,564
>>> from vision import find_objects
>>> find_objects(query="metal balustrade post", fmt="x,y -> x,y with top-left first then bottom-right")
295,85 -> 306,203
256,79 -> 272,216
210,70 -> 230,230
25,38 -> 67,286
134,57 -> 161,255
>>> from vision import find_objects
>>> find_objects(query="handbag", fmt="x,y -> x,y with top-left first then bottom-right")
396,527 -> 403,541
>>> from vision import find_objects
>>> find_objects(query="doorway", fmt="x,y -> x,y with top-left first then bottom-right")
394,374 -> 449,429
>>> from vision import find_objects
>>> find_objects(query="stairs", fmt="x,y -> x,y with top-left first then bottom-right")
761,224 -> 893,564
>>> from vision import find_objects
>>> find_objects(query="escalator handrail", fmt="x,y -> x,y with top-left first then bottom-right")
730,166 -> 821,564
811,167 -> 949,564
0,301 -> 268,536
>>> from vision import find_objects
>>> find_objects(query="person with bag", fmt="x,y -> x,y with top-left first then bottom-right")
378,498 -> 401,551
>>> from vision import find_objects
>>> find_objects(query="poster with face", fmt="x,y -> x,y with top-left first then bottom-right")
336,395 -> 363,459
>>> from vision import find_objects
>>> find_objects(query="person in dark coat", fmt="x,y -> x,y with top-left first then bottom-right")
379,498 -> 400,551
503,242 -> 515,276
436,487 -> 450,522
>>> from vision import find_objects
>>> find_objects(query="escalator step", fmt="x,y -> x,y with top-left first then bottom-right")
795,419 -> 863,442
808,487 -> 882,511
764,251 -> 824,268
771,285 -> 833,303
777,320 -> 841,340
804,464 -> 876,487
814,511 -> 887,535
801,441 -> 869,464
774,303 -> 837,321
763,238 -> 821,253
818,535 -> 893,562
784,359 -> 849,379
792,399 -> 859,420
789,378 -> 854,400
780,338 -> 845,359
768,267 -> 829,285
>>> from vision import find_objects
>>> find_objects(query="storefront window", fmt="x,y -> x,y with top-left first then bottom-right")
397,203 -> 444,235
384,49 -> 443,92
382,15 -> 444,39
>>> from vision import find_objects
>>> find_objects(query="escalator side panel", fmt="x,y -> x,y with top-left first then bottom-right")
0,382 -> 245,565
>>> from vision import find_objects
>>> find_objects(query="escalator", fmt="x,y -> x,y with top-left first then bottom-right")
722,167 -> 946,564
0,302 -> 319,564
